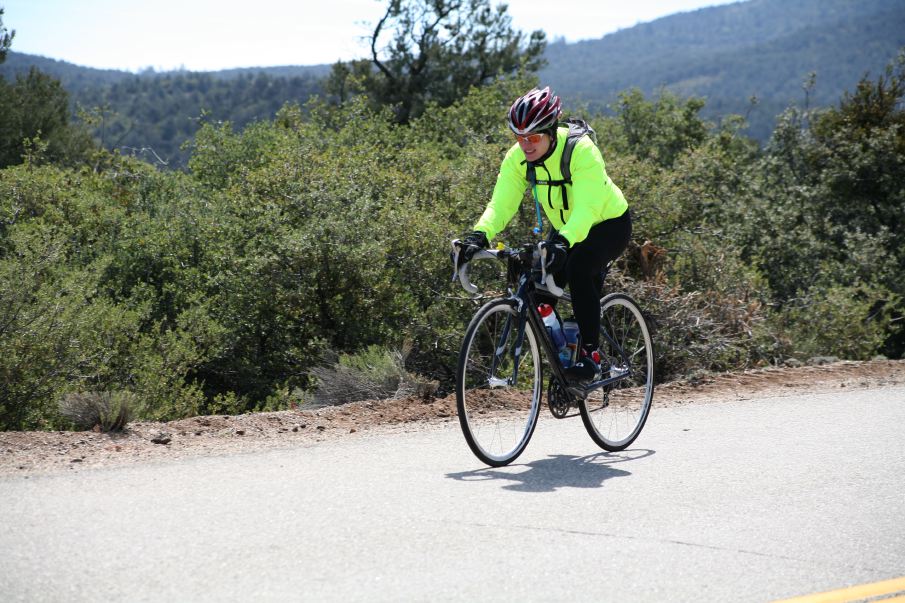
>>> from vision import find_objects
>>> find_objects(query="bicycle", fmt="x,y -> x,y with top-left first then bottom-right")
451,240 -> 655,467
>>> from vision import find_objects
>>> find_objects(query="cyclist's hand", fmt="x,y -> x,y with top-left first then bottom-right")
456,231 -> 489,268
541,234 -> 569,274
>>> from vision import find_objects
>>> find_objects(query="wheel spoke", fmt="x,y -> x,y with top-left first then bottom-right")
457,301 -> 542,466
581,294 -> 654,451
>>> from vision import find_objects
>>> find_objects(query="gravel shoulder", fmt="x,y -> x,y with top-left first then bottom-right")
2,359 -> 903,477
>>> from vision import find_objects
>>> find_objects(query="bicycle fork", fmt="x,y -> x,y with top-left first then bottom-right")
487,309 -> 529,388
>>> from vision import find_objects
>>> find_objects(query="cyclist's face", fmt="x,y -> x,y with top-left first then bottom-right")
516,132 -> 550,162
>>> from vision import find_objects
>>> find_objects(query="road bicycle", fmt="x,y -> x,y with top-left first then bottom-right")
451,240 -> 655,467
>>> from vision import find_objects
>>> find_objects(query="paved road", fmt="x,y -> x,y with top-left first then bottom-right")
2,387 -> 904,602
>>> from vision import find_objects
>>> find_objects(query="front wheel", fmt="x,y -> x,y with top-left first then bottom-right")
456,299 -> 543,467
580,293 -> 655,451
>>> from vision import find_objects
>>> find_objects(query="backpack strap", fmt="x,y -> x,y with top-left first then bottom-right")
526,161 -> 537,188
525,161 -> 544,234
557,135 -> 580,210
558,118 -> 597,210
560,118 -> 597,183
560,135 -> 579,184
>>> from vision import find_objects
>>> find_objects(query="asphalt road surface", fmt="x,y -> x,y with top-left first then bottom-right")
3,386 -> 904,602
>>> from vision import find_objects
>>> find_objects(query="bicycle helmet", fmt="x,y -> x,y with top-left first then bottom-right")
507,86 -> 562,135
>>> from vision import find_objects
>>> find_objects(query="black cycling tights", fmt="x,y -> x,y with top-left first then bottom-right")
549,210 -> 632,350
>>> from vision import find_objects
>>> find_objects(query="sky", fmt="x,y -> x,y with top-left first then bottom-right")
2,0 -> 740,72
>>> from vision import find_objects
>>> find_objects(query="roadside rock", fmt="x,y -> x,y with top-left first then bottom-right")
150,432 -> 172,445
808,356 -> 840,366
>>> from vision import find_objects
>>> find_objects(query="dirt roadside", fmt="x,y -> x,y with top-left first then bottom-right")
2,359 -> 903,477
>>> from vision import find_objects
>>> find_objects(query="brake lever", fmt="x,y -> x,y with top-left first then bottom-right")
450,239 -> 463,282
538,243 -> 565,297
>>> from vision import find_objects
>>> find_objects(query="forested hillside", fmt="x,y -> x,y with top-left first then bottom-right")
0,50 -> 133,91
75,72 -> 324,166
541,0 -> 905,139
0,53 -> 327,165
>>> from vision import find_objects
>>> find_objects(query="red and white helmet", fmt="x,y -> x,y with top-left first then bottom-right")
507,86 -> 562,135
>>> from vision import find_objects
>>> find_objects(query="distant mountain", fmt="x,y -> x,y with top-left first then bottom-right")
0,52 -> 330,90
0,54 -> 329,166
540,0 -> 905,139
0,51 -> 135,92
1,0 -> 903,163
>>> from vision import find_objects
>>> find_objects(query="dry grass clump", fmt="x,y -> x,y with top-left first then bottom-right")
608,269 -> 770,382
311,345 -> 438,407
58,391 -> 134,432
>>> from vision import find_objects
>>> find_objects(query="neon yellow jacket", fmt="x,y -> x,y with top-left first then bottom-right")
474,126 -> 628,247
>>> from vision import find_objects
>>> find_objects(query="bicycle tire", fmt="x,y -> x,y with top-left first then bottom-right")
580,293 -> 655,451
456,299 -> 543,467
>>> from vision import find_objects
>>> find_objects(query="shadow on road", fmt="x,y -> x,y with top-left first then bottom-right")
446,449 -> 655,493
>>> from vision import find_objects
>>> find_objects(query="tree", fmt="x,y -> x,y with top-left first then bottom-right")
328,0 -> 546,123
0,7 -> 14,64
0,68 -> 95,168
325,59 -> 374,105
609,88 -> 710,168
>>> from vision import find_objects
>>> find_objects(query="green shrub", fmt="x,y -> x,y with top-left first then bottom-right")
0,223 -> 139,430
3,71 -> 904,430
772,284 -> 898,361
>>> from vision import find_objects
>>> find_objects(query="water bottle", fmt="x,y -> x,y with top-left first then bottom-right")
562,319 -> 580,368
538,304 -> 568,365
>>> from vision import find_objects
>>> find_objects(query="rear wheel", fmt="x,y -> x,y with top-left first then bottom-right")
456,299 -> 542,466
580,293 -> 654,451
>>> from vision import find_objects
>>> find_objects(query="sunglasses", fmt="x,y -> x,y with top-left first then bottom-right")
515,132 -> 546,145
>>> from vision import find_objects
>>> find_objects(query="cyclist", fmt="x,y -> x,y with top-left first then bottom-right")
458,86 -> 632,382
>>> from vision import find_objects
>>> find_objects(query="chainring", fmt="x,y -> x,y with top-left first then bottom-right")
547,379 -> 575,419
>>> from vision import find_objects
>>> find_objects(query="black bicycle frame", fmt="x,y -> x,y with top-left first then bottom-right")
501,275 -> 632,400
